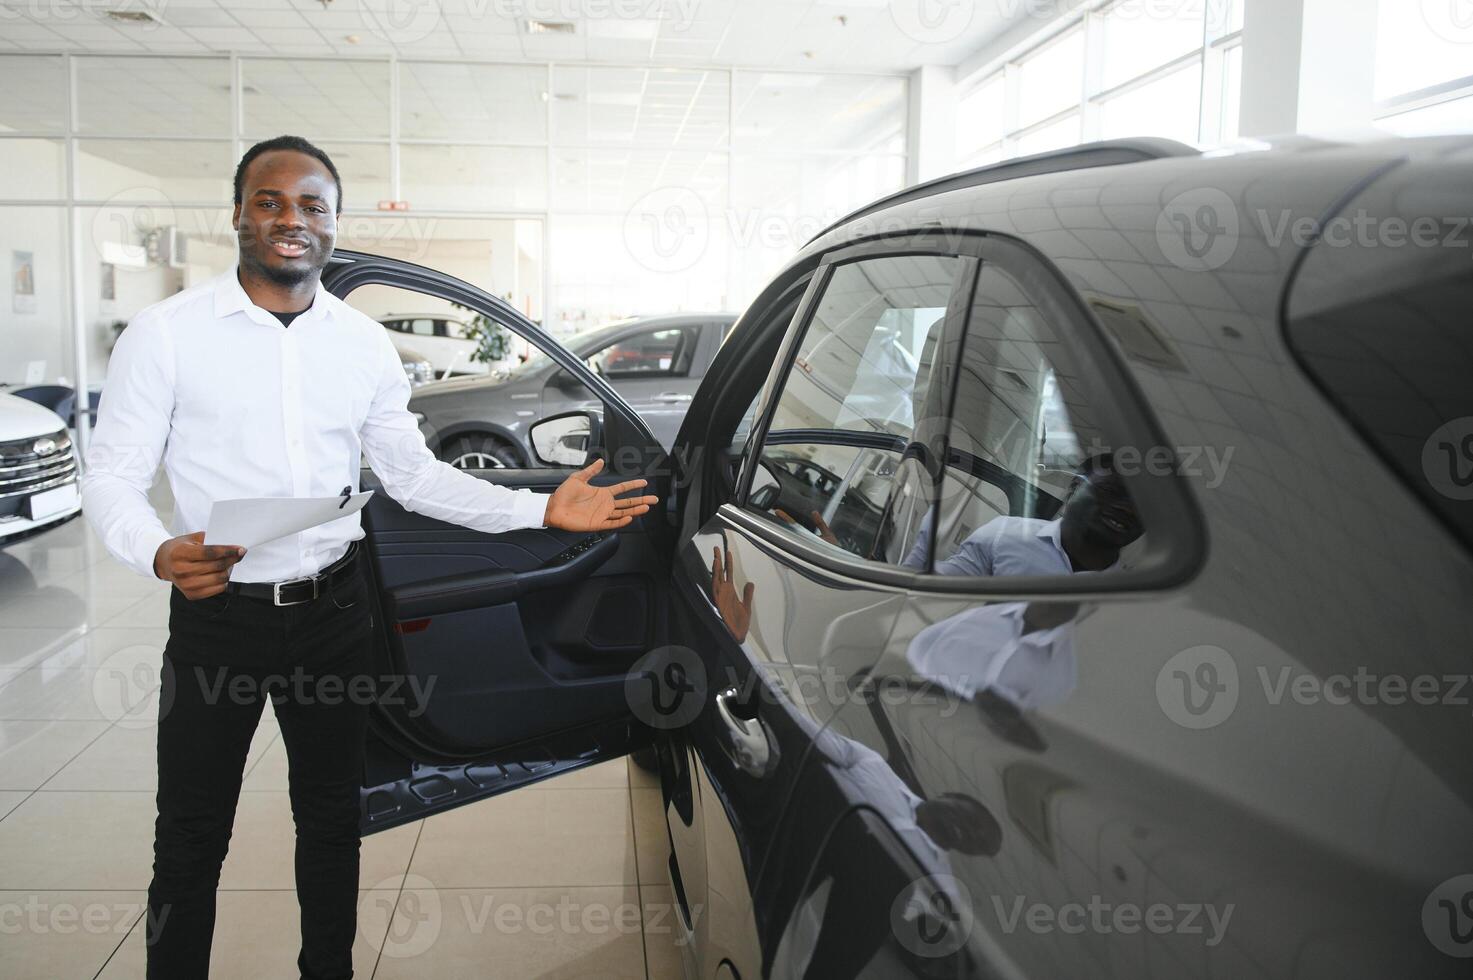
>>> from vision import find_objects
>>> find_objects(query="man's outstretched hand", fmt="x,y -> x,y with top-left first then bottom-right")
154,531 -> 246,600
544,458 -> 659,532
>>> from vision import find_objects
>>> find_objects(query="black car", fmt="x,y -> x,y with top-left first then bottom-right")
329,135 -> 1472,980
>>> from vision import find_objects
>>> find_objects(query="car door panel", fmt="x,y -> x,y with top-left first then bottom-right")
664,242 -> 983,979
322,251 -> 670,837
667,518 -> 908,980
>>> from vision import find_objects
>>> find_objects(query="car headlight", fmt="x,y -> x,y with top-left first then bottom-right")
403,360 -> 434,387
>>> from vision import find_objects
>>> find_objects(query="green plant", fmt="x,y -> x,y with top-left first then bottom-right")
452,303 -> 513,364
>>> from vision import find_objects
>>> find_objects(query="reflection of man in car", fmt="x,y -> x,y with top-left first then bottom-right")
904,453 -> 1143,576
815,726 -> 1002,863
906,601 -> 1080,712
894,455 -> 1142,714
797,725 -> 1000,978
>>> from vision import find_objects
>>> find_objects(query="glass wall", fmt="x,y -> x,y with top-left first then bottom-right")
1372,0 -> 1473,135
0,52 -> 906,392
956,0 -> 1243,167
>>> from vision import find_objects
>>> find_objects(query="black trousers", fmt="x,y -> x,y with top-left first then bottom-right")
147,567 -> 373,980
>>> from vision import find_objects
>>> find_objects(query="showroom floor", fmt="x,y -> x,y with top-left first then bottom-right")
0,512 -> 682,980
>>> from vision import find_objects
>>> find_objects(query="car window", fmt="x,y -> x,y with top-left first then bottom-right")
436,318 -> 471,340
1287,274 -> 1473,554
345,282 -> 602,472
921,263 -> 1146,579
588,326 -> 694,379
745,254 -> 963,568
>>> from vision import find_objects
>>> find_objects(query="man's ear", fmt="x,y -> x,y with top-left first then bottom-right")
231,203 -> 240,231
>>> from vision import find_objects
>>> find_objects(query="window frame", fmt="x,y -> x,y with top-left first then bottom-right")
728,235 -> 981,584
724,229 -> 1206,597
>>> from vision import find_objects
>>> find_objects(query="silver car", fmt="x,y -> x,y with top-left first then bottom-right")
410,312 -> 734,468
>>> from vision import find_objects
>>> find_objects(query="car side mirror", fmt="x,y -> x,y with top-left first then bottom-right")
529,410 -> 602,467
548,367 -> 584,391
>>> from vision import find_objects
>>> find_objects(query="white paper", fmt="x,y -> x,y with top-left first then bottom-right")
205,491 -> 373,549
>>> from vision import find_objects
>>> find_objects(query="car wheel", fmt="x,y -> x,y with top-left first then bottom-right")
439,434 -> 523,470
629,745 -> 660,774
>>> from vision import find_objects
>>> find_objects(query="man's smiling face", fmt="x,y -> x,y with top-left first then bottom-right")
232,149 -> 338,287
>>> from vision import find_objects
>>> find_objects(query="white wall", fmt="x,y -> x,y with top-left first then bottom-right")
0,208 -> 70,385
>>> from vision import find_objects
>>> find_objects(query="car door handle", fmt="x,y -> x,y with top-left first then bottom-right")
715,686 -> 771,777
654,392 -> 693,403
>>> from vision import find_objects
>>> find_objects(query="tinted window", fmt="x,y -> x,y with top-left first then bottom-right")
1287,275 -> 1473,552
747,254 -> 962,568
919,263 -> 1146,579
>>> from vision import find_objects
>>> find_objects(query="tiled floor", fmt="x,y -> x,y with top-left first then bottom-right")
0,515 -> 682,979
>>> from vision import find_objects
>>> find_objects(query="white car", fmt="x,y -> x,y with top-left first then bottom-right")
0,392 -> 81,543
379,312 -> 493,378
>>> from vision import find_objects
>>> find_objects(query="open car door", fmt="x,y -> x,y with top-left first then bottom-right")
320,250 -> 673,835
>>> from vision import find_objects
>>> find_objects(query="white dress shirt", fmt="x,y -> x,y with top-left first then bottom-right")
82,267 -> 549,583
905,602 -> 1078,711
903,514 -> 1121,576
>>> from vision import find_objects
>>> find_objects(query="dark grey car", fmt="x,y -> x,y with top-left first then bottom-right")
409,312 -> 734,468
325,134 -> 1471,980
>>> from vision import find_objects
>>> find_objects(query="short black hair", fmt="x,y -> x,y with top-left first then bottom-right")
1076,452 -> 1115,477
233,135 -> 342,213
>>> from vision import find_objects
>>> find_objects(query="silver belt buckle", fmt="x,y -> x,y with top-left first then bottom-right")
272,576 -> 320,607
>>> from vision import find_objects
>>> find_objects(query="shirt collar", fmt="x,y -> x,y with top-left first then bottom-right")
213,265 -> 334,328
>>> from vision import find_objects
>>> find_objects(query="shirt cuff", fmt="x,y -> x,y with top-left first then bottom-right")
130,524 -> 173,580
510,490 -> 550,531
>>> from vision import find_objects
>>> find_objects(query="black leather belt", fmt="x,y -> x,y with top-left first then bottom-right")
227,542 -> 360,607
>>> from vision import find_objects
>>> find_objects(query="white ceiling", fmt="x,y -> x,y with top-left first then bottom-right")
0,0 -> 1020,73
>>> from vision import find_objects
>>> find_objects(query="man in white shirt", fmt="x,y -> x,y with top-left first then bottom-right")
81,135 -> 657,980
894,455 -> 1142,714
902,454 -> 1143,577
